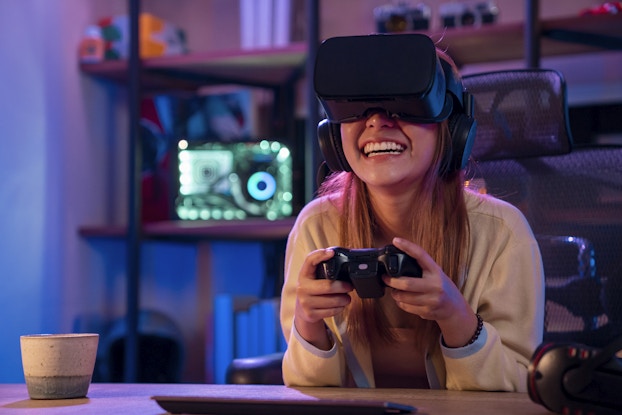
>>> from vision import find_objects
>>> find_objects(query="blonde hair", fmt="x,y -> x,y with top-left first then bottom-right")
316,51 -> 470,352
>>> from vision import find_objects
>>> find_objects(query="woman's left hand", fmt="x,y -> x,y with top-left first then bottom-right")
382,237 -> 479,348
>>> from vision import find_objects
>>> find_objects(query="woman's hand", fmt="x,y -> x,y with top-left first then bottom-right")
382,237 -> 479,348
294,248 -> 353,350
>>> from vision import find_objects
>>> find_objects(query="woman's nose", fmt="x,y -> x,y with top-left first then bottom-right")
365,110 -> 396,129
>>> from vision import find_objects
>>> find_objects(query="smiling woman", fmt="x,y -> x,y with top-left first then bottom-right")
279,33 -> 545,392
314,35 -> 477,179
341,114 -> 439,192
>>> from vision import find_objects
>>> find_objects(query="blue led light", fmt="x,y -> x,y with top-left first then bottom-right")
247,171 -> 276,201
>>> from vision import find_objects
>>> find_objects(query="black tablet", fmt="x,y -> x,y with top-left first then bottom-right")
152,395 -> 416,415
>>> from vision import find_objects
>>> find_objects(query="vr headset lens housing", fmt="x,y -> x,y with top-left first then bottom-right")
314,34 -> 454,124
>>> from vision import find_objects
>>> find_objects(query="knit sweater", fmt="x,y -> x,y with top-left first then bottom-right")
280,189 -> 545,391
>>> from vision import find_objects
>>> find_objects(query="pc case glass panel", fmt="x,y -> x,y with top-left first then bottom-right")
176,140 -> 293,221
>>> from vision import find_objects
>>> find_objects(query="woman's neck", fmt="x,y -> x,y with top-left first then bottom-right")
369,189 -> 422,243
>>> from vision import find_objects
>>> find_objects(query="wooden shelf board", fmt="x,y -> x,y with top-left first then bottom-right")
79,217 -> 296,241
80,42 -> 307,91
430,14 -> 622,66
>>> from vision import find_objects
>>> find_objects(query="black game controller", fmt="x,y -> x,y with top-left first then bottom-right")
316,245 -> 422,298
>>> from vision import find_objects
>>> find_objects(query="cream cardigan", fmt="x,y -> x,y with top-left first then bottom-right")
279,189 -> 545,391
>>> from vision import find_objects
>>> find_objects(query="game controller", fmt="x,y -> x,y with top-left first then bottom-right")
316,245 -> 422,298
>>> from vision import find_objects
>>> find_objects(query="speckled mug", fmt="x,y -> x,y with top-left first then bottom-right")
20,333 -> 99,399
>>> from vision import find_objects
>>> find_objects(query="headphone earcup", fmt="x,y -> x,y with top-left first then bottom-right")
446,113 -> 477,175
317,119 -> 351,172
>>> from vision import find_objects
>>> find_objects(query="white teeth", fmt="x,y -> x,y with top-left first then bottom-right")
363,141 -> 405,156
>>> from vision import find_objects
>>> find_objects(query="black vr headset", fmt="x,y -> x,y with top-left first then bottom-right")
314,33 -> 477,176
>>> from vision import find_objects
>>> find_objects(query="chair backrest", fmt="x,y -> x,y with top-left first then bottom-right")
466,69 -> 572,162
464,69 -> 622,347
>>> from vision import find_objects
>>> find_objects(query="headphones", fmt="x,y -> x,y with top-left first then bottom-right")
528,335 -> 622,414
316,60 -> 477,177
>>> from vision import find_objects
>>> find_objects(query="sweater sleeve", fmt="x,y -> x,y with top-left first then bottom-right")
442,197 -> 545,391
279,199 -> 348,386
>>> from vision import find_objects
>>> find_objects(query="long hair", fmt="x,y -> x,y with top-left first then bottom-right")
316,52 -> 470,353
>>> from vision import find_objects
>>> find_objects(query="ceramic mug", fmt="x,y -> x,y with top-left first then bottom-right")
20,333 -> 99,399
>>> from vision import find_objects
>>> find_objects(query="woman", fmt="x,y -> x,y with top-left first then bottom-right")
279,34 -> 544,391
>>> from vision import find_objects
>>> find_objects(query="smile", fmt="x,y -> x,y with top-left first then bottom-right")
363,141 -> 405,157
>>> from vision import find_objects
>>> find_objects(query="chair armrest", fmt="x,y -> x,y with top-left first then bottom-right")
225,352 -> 284,385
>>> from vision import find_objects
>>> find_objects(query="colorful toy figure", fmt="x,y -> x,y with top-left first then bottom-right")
79,13 -> 186,63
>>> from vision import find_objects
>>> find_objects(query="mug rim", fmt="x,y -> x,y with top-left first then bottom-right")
20,333 -> 99,339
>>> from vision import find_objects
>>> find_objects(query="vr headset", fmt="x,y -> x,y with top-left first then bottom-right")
528,335 -> 622,415
313,33 -> 476,175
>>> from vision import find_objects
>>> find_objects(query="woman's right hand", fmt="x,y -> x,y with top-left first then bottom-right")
294,248 -> 353,350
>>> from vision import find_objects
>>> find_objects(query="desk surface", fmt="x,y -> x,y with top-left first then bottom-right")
0,383 -> 551,415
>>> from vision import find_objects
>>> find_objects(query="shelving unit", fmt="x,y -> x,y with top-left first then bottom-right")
430,13 -> 622,67
81,41 -> 311,236
80,0 -> 620,382
79,0 -> 318,383
79,217 -> 296,241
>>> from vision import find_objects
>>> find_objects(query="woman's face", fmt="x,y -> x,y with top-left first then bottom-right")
340,111 -> 439,193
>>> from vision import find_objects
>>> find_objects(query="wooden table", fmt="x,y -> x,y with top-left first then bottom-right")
0,383 -> 552,415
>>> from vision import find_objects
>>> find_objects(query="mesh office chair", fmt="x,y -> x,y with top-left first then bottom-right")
463,69 -> 622,347
226,69 -> 622,384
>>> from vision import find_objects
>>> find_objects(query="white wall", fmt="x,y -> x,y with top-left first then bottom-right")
0,0 -> 113,381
